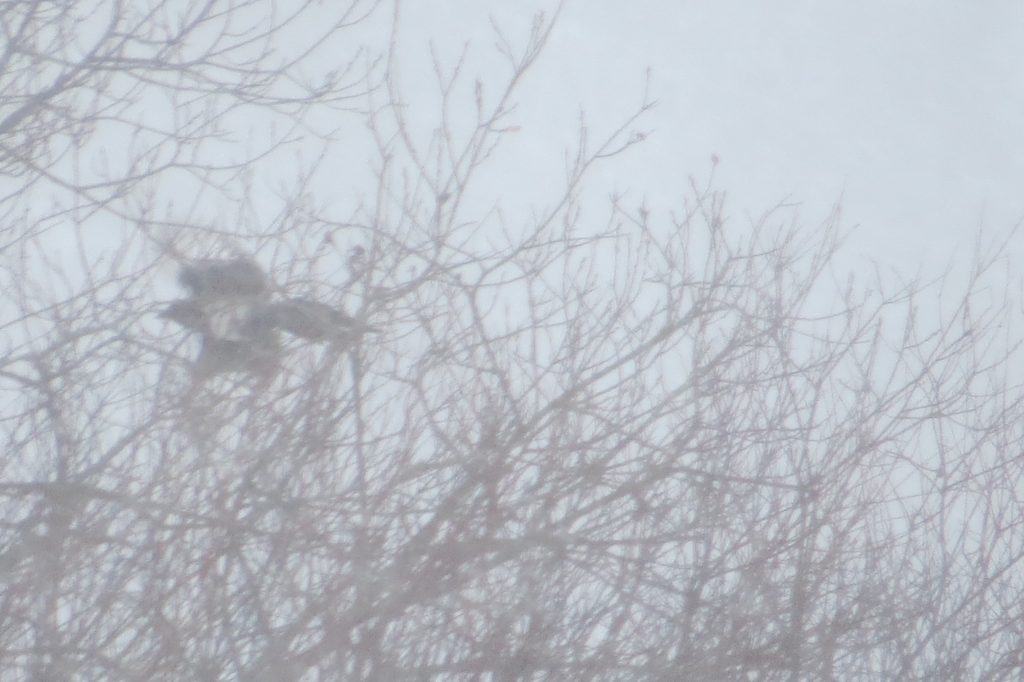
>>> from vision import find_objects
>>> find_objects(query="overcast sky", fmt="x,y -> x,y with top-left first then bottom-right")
397,1 -> 1024,277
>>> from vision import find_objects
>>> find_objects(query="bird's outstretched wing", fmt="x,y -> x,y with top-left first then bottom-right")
178,258 -> 268,299
267,297 -> 378,341
158,300 -> 210,334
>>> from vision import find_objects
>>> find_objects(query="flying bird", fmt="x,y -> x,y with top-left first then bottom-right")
161,258 -> 279,377
160,257 -> 379,376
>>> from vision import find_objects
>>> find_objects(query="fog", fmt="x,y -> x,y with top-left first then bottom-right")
2,2 -> 1023,679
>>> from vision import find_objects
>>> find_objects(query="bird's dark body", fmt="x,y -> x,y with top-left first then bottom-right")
195,335 -> 279,377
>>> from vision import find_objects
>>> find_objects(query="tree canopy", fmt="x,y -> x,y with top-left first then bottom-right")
2,2 -> 1023,680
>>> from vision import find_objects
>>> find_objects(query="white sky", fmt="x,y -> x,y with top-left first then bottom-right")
398,1 -> 1024,275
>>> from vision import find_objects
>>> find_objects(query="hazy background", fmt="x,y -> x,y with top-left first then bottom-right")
4,2 -> 1023,677
398,1 -> 1024,274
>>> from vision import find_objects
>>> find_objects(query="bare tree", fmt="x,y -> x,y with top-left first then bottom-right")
3,2 -> 1024,680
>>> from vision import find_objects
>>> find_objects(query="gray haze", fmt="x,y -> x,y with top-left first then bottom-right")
2,2 -> 1023,679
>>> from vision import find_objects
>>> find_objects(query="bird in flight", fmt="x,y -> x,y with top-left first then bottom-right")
160,258 -> 376,377
160,258 -> 279,377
